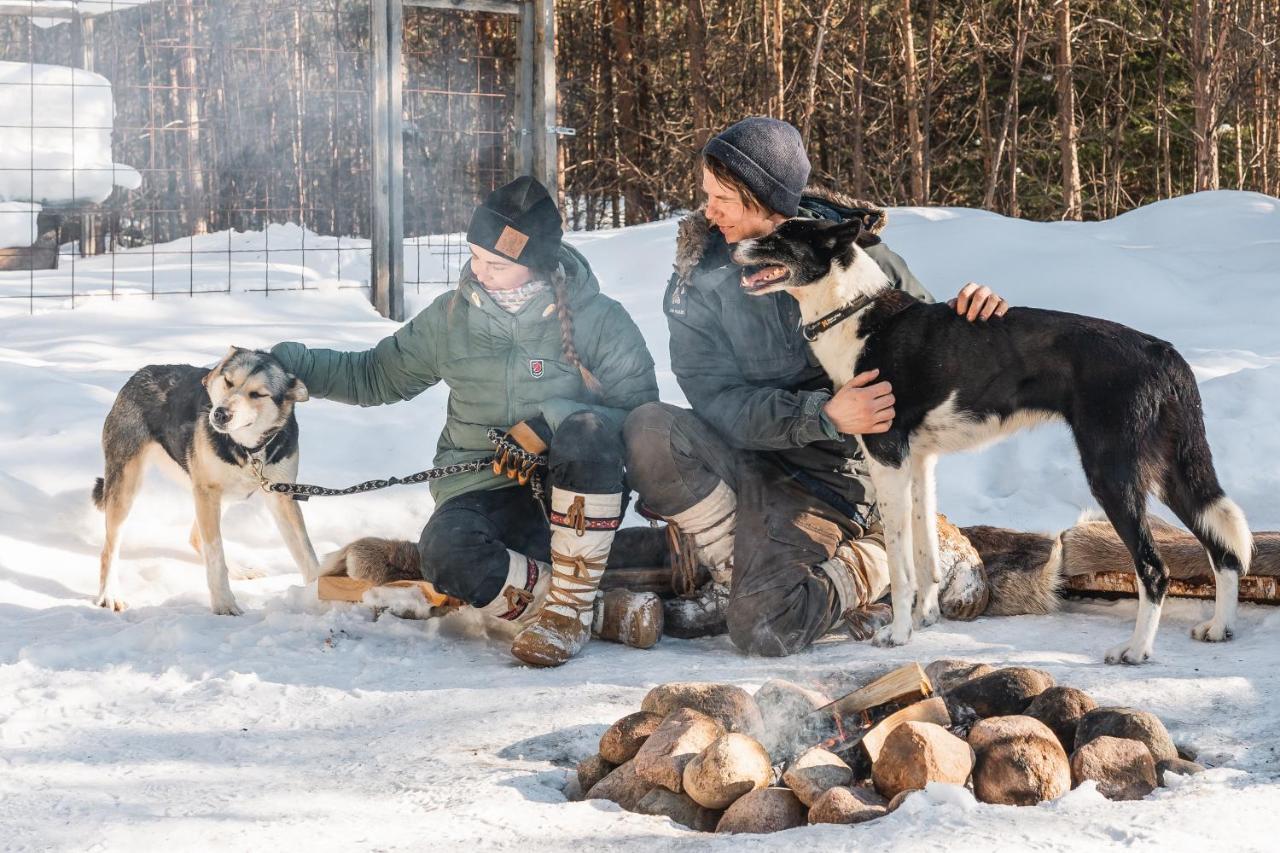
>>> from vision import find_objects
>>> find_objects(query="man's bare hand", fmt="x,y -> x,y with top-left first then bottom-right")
823,369 -> 895,435
947,282 -> 1009,321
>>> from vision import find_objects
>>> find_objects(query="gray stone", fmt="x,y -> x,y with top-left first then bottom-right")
1075,707 -> 1177,764
807,786 -> 888,825
945,667 -> 1055,718
782,747 -> 853,807
1026,686 -> 1097,752
1071,736 -> 1157,801
969,715 -> 1071,806
632,707 -> 725,793
872,721 -> 974,800
634,788 -> 722,832
576,753 -> 615,794
641,682 -> 764,737
600,711 -> 665,765
1156,757 -> 1206,784
715,787 -> 807,834
924,659 -> 996,693
586,759 -> 656,812
682,733 -> 773,810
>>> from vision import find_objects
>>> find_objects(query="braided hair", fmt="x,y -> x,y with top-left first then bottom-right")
546,264 -> 602,396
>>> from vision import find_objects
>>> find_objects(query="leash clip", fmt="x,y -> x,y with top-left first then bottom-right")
249,454 -> 273,494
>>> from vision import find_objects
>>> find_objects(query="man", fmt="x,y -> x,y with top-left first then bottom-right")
625,117 -> 1008,656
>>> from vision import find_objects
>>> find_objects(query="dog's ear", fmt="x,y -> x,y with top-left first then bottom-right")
822,218 -> 863,249
286,375 -> 309,403
202,346 -> 239,388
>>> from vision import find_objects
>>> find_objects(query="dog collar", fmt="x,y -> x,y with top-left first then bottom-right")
801,294 -> 875,342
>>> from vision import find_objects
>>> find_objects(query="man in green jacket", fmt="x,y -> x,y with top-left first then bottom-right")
626,118 -> 1007,656
274,177 -> 659,666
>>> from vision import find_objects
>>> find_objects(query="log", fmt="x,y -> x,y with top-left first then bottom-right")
797,664 -> 937,766
316,575 -> 455,607
1060,517 -> 1280,604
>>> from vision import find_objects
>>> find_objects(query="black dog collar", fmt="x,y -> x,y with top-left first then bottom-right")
801,294 -> 875,341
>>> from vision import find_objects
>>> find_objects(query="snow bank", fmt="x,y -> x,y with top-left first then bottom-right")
0,191 -> 1278,850
0,61 -> 142,209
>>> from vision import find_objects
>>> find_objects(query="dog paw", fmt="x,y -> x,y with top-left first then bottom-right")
95,593 -> 127,612
872,622 -> 913,648
1104,641 -> 1152,665
210,596 -> 244,616
1191,619 -> 1234,642
913,588 -> 941,629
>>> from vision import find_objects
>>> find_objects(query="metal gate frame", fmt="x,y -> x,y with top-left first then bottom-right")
370,0 -> 557,322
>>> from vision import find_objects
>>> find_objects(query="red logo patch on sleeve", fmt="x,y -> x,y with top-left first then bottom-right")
529,359 -> 544,378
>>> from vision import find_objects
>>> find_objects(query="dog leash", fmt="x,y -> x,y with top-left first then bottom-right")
249,429 -> 546,502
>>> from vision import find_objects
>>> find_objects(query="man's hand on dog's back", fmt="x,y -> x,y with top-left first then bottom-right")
824,369 -> 895,435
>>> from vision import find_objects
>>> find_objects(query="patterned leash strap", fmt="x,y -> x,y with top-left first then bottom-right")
251,428 -> 546,501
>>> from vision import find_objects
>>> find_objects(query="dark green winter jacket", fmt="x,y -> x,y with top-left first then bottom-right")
273,243 -> 658,507
663,187 -> 934,520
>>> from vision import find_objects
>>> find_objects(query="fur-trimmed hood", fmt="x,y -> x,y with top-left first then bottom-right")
673,185 -> 890,288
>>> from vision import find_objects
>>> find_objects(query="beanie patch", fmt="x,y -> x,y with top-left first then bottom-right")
494,225 -> 530,260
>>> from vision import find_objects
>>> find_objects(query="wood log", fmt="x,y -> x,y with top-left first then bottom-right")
317,575 -> 456,607
796,664 -> 937,767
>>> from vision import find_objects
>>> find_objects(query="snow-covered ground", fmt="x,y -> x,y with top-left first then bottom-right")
1,191 -> 1278,851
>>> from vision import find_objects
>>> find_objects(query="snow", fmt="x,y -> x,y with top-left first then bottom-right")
1,190 -> 1279,851
0,201 -> 41,250
0,61 -> 142,213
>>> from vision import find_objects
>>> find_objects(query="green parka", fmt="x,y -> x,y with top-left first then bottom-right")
272,243 -> 659,507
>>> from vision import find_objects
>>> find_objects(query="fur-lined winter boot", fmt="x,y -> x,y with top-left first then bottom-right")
475,549 -> 551,624
661,482 -> 736,639
816,532 -> 894,640
510,489 -> 624,666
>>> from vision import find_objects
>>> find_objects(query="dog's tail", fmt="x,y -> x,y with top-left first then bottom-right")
92,477 -> 105,511
1154,359 -> 1253,575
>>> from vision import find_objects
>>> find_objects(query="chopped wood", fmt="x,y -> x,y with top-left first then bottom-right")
316,575 -> 456,607
818,663 -> 934,719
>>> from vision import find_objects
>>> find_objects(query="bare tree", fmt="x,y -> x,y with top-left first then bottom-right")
1054,0 -> 1082,219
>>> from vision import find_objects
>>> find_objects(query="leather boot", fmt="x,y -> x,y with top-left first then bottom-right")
510,489 -> 623,666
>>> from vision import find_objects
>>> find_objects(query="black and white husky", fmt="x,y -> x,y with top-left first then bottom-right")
93,347 -> 321,615
733,217 -> 1252,663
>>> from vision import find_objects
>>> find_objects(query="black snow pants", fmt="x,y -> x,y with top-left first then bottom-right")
417,410 -> 625,607
624,401 -> 873,657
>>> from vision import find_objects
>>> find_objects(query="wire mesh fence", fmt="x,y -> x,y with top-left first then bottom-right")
0,0 -> 519,312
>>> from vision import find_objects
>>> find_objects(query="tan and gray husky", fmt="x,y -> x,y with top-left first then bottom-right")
93,346 -> 321,614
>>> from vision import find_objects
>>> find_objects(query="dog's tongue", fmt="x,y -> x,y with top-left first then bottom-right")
741,264 -> 787,288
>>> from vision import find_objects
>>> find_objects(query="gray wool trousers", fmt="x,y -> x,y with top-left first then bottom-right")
624,401 -> 870,656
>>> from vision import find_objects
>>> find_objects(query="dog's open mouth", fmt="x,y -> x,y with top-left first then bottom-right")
740,263 -> 789,292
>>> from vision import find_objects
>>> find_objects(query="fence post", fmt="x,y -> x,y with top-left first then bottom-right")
370,0 -> 404,321
530,0 -> 558,195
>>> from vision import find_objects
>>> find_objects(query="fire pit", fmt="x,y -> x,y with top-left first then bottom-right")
565,660 -> 1205,833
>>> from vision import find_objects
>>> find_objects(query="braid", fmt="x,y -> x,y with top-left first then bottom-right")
550,267 -> 603,396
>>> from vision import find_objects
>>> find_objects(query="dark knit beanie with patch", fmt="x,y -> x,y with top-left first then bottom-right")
467,175 -> 563,271
703,117 -> 811,217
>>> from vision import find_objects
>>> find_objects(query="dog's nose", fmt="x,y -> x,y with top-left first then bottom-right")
211,407 -> 231,427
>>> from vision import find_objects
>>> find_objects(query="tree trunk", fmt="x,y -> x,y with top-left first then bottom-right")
899,0 -> 926,205
182,1 -> 207,235
609,0 -> 648,224
800,0 -> 833,145
985,0 -> 1026,212
850,0 -> 868,199
686,0 -> 710,195
1054,0 -> 1082,219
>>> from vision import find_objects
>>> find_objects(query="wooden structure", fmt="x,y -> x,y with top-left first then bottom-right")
371,0 -> 560,321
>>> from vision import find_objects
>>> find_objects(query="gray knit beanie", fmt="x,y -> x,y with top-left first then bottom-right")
703,117 -> 811,216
